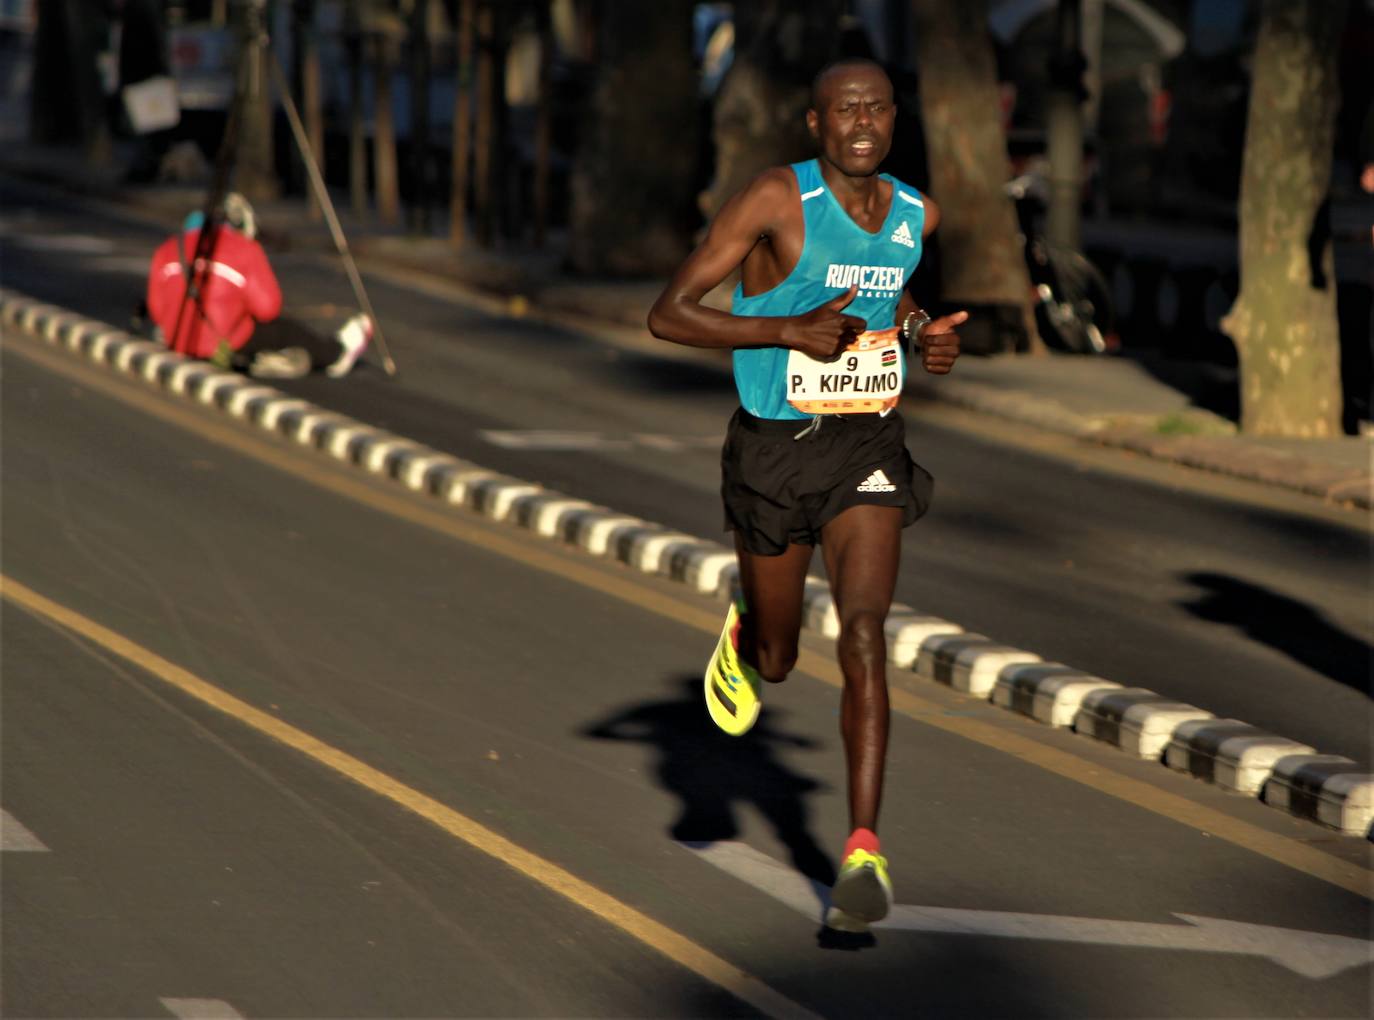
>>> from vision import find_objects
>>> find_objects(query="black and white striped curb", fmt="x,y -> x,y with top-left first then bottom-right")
5,287 -> 1369,839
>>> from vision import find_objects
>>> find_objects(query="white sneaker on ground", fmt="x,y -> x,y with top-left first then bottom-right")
249,347 -> 311,379
327,314 -> 373,378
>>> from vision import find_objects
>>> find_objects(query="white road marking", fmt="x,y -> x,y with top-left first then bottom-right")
480,430 -> 718,452
159,998 -> 244,1019
9,234 -> 117,254
682,841 -> 1374,980
481,430 -> 630,451
1,809 -> 49,851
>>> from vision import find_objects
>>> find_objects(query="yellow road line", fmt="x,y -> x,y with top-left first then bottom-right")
1,575 -> 819,1020
9,334 -> 1372,903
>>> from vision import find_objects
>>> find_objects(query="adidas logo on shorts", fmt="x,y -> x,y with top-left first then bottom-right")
857,469 -> 897,493
890,221 -> 915,248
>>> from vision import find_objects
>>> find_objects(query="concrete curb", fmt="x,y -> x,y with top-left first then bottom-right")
4,286 -> 1368,841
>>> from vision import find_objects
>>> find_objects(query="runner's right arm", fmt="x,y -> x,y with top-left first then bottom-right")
648,170 -> 864,360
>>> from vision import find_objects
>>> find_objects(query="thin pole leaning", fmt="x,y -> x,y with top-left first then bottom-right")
263,41 -> 399,377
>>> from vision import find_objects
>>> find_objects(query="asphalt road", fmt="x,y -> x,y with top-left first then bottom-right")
0,177 -> 1369,766
3,288 -> 1373,1017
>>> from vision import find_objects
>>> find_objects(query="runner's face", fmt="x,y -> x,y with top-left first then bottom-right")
809,67 -> 895,177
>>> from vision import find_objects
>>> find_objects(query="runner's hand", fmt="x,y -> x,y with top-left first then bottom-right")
780,285 -> 867,359
920,311 -> 965,375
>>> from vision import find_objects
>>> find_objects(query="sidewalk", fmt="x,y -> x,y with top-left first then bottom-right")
3,142 -> 1370,510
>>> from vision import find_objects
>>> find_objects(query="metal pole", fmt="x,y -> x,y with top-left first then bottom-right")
265,41 -> 400,376
169,11 -> 254,356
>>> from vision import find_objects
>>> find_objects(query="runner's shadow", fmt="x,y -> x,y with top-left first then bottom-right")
581,676 -> 837,889
1178,572 -> 1373,695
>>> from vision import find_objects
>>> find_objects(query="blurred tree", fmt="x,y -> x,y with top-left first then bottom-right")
31,0 -> 111,159
1221,0 -> 1347,436
472,0 -> 506,247
697,0 -> 844,223
233,0 -> 279,202
567,0 -> 698,276
373,13 -> 404,224
449,0 -> 476,244
291,0 -> 325,219
911,0 -> 1038,354
408,0 -> 433,233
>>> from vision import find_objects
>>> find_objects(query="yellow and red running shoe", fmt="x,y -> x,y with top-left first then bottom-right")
703,599 -> 763,736
829,848 -> 893,925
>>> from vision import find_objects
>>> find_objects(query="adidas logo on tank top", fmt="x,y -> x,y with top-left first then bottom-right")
890,220 -> 915,248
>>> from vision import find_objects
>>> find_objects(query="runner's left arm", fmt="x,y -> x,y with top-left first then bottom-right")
897,195 -> 963,375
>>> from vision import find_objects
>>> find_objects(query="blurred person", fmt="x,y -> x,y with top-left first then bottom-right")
648,58 -> 964,928
146,193 -> 372,379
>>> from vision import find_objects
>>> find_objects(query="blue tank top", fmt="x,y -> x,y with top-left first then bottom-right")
731,159 -> 926,420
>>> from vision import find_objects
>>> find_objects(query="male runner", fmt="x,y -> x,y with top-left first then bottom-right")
647,58 -> 964,926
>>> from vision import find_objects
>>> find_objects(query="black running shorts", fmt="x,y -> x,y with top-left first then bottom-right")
721,408 -> 934,556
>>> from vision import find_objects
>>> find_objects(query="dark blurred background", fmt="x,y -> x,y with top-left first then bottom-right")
6,0 -> 1372,432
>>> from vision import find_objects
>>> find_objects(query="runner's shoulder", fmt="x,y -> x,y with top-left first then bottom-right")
725,167 -> 801,235
745,166 -> 801,206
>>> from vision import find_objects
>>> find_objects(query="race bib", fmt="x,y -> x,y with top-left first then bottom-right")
786,327 -> 903,415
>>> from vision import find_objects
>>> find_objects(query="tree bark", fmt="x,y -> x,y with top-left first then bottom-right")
449,0 -> 475,245
373,28 -> 402,225
408,0 -> 433,233
293,0 -> 325,220
346,0 -> 368,215
235,1 -> 279,203
911,0 -> 1039,353
472,0 -> 497,246
697,0 -> 843,223
31,0 -> 111,157
1220,0 -> 1346,436
567,0 -> 699,276
532,0 -> 553,247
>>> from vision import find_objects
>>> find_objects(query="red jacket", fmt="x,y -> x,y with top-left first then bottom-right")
147,226 -> 282,358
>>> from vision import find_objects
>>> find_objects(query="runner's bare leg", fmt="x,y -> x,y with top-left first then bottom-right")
733,535 -> 812,683
820,504 -> 903,833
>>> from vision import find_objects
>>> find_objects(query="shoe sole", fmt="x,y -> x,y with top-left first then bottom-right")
830,865 -> 891,924
703,605 -> 759,736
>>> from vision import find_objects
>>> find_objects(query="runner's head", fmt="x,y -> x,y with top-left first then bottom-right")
807,59 -> 895,178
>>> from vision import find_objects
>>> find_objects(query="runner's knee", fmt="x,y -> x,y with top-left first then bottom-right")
838,611 -> 886,669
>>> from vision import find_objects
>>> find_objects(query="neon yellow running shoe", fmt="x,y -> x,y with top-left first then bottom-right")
829,848 -> 893,924
703,599 -> 763,736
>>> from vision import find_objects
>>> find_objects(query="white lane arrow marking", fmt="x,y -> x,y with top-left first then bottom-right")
159,998 -> 244,1019
1,809 -> 49,851
480,430 -> 720,452
681,841 -> 1374,980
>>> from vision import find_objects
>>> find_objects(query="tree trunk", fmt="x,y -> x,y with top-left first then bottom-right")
347,1 -> 368,215
293,0 -> 325,221
568,0 -> 699,276
911,0 -> 1039,353
31,0 -> 111,157
235,2 -> 279,202
697,0 -> 843,223
449,0 -> 475,245
1220,0 -> 1346,437
373,30 -> 402,225
532,0 -> 553,247
472,0 -> 497,246
408,0 -> 433,234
